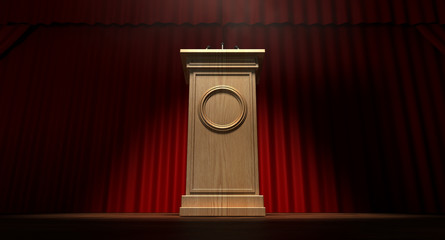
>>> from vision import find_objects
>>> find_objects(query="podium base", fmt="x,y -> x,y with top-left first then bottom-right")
179,195 -> 266,216
180,207 -> 265,216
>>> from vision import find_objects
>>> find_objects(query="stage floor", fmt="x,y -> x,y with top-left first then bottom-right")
1,213 -> 444,239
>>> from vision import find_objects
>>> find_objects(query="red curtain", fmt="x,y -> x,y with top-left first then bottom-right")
1,24 -> 444,213
417,24 -> 445,54
1,0 -> 444,25
0,24 -> 29,56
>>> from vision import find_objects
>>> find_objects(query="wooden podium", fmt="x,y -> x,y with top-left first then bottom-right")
179,49 -> 265,216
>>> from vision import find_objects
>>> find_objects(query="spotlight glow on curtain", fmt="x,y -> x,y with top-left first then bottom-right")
0,24 -> 444,213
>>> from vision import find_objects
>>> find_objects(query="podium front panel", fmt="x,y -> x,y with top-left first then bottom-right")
188,72 -> 258,194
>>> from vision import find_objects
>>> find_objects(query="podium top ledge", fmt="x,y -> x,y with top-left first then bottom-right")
180,49 -> 265,54
180,49 -> 265,84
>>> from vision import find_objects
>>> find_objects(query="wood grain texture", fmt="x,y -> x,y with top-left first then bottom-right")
179,207 -> 266,217
181,49 -> 265,216
180,195 -> 265,208
198,85 -> 248,132
180,49 -> 265,84
192,73 -> 255,193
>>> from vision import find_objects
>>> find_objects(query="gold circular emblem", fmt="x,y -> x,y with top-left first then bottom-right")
198,85 -> 247,133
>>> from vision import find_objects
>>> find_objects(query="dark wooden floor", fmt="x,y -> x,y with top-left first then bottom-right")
1,213 -> 444,240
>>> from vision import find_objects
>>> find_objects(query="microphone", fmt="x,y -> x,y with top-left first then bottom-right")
206,45 -> 211,49
234,45 -> 239,49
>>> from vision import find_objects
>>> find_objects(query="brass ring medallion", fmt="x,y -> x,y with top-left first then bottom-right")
198,85 -> 247,133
